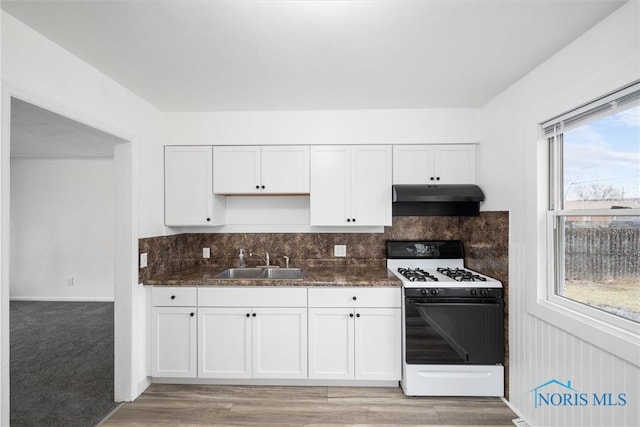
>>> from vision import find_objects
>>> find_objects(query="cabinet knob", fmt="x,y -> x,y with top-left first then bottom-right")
346,218 -> 351,222
261,185 -> 265,189
190,312 -> 194,317
252,313 -> 257,317
352,296 -> 357,301
170,295 -> 176,300
430,177 -> 435,181
352,218 -> 356,223
356,313 -> 360,318
256,185 -> 260,189
349,313 -> 354,318
436,177 -> 440,181
246,313 -> 250,317
206,218 -> 211,222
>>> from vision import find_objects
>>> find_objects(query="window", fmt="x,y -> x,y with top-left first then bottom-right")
544,82 -> 640,328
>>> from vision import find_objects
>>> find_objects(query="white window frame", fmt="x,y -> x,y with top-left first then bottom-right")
531,82 -> 640,366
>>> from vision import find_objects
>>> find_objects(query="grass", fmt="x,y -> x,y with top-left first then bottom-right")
564,279 -> 640,322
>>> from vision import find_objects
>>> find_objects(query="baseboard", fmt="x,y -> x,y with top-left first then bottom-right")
502,397 -> 528,421
10,296 -> 115,302
152,378 -> 400,387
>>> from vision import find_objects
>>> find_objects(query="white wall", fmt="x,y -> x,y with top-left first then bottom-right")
479,2 -> 639,426
10,158 -> 115,300
165,108 -> 479,146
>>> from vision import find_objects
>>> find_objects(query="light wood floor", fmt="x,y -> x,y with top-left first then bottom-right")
101,384 -> 517,426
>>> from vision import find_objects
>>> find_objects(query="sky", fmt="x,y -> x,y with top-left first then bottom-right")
563,104 -> 640,201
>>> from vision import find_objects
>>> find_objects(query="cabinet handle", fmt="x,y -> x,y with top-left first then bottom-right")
252,313 -> 257,317
356,313 -> 360,318
349,313 -> 354,318
206,218 -> 211,222
190,312 -> 194,317
170,295 -> 176,300
352,296 -> 357,301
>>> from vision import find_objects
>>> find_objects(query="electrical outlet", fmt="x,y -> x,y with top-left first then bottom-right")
66,277 -> 74,286
140,252 -> 148,268
203,247 -> 211,258
334,245 -> 347,257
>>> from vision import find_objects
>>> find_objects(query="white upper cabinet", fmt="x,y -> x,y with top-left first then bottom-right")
310,145 -> 392,226
213,146 -> 310,194
393,144 -> 477,185
164,145 -> 225,226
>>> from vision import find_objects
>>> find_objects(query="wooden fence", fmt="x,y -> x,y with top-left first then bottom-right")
565,227 -> 639,280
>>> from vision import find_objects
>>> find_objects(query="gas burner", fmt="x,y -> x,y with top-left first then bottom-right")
436,267 -> 487,282
397,267 -> 439,282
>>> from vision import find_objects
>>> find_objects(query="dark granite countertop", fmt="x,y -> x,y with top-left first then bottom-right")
144,265 -> 401,287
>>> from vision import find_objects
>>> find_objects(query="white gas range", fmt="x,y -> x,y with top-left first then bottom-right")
387,240 -> 504,397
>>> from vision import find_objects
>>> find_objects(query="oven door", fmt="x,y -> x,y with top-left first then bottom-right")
404,296 -> 504,365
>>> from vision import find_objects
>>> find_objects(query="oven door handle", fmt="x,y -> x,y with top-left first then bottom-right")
410,300 -> 502,307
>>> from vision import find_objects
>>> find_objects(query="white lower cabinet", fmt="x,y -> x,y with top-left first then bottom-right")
198,307 -> 251,378
198,287 -> 308,379
308,288 -> 402,381
151,286 -> 400,384
252,307 -> 307,379
151,306 -> 197,378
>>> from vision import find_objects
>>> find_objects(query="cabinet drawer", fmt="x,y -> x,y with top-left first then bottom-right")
152,287 -> 197,307
199,287 -> 307,307
308,287 -> 401,308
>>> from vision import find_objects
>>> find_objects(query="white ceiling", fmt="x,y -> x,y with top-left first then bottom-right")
1,0 -> 627,112
10,98 -> 124,158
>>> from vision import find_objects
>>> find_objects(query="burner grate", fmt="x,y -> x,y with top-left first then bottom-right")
397,267 -> 439,282
436,267 -> 487,282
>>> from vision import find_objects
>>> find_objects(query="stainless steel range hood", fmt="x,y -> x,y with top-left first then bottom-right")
392,184 -> 485,216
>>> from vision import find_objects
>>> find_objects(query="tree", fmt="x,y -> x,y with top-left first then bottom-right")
574,184 -> 622,201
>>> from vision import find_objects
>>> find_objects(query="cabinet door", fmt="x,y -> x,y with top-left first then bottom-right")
252,307 -> 307,379
151,307 -> 197,378
350,145 -> 392,226
354,308 -> 401,381
310,146 -> 350,226
392,145 -> 436,184
434,145 -> 477,184
308,308 -> 355,380
198,307 -> 252,378
261,146 -> 310,194
165,146 -> 216,226
213,146 -> 261,194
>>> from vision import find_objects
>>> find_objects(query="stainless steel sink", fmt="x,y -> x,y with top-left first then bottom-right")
213,268 -> 264,279
213,267 -> 304,280
262,268 -> 304,279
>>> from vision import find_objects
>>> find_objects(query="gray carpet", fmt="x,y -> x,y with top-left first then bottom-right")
10,301 -> 118,427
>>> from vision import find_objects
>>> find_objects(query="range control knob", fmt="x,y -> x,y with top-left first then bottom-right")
480,288 -> 489,297
470,289 -> 478,296
430,289 -> 439,296
420,289 -> 428,296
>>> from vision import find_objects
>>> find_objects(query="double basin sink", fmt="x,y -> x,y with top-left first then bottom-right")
213,267 -> 304,280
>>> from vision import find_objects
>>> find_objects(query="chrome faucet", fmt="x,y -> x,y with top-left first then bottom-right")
249,251 -> 270,266
283,255 -> 290,268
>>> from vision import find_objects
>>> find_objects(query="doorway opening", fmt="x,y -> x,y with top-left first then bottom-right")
5,96 -> 135,425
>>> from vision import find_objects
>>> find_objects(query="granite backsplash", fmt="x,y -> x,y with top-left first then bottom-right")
139,212 -> 508,285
